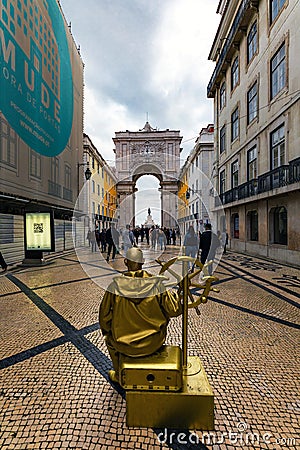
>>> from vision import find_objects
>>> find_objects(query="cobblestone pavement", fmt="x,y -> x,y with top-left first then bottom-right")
0,245 -> 299,450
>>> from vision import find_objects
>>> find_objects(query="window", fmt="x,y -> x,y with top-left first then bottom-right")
30,150 -> 41,179
64,164 -> 71,189
231,160 -> 239,188
51,157 -> 59,183
247,21 -> 257,64
269,206 -> 287,245
247,82 -> 258,124
92,157 -> 95,169
270,0 -> 286,23
0,116 -> 17,167
231,107 -> 239,141
247,211 -> 258,241
271,125 -> 285,169
232,213 -> 239,239
220,125 -> 226,154
271,43 -> 286,99
220,81 -> 226,109
231,57 -> 239,90
92,180 -> 95,193
220,169 -> 226,194
247,147 -> 257,180
97,184 -> 100,196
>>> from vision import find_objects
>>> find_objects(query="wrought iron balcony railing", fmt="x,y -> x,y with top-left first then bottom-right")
63,187 -> 73,202
216,160 -> 299,206
48,180 -> 61,198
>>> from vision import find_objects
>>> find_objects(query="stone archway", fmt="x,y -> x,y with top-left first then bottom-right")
113,122 -> 182,228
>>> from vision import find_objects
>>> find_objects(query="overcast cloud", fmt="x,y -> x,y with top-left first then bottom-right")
60,0 -> 221,164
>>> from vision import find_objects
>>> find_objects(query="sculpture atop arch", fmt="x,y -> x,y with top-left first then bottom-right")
113,122 -> 182,228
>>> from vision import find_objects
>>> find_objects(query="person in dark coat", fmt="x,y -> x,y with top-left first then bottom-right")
100,229 -> 107,252
145,226 -> 150,245
199,223 -> 220,275
172,228 -> 177,245
0,252 -> 7,272
140,225 -> 145,243
106,224 -> 120,262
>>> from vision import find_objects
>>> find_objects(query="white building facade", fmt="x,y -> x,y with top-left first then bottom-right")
178,125 -> 216,236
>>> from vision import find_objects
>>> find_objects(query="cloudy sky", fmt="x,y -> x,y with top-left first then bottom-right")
60,0 -> 221,224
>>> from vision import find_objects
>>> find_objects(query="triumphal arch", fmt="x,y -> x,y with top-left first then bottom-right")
113,122 -> 182,228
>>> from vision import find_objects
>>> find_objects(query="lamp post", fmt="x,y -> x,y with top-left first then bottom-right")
77,161 -> 92,243
77,161 -> 92,195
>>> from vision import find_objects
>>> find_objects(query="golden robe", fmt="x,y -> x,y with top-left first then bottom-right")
99,270 -> 182,358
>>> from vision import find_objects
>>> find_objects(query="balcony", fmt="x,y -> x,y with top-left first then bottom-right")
217,160 -> 299,206
207,0 -> 257,97
48,181 -> 61,198
63,187 -> 73,202
258,165 -> 289,192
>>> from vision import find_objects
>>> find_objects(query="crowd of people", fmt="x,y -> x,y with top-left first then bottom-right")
87,222 -> 229,268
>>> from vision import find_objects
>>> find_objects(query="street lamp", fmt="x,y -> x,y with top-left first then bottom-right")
77,161 -> 92,195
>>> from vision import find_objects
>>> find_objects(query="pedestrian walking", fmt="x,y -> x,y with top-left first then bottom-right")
172,228 -> 177,245
221,230 -> 229,254
183,226 -> 199,260
150,226 -> 158,249
145,227 -> 150,245
199,223 -> 220,275
86,228 -> 92,247
122,224 -> 135,255
133,227 -> 140,245
140,225 -> 145,243
90,229 -> 98,252
95,228 -> 101,249
0,251 -> 7,272
106,224 -> 119,262
99,229 -> 107,252
158,228 -> 167,250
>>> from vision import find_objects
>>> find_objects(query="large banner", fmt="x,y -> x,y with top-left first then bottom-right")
0,0 -> 73,156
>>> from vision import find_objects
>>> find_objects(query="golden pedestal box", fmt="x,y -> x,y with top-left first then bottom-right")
124,348 -> 214,430
120,345 -> 182,391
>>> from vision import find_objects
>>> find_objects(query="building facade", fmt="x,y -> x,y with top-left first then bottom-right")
207,0 -> 300,266
82,133 -> 117,233
0,0 -> 84,264
178,125 -> 216,236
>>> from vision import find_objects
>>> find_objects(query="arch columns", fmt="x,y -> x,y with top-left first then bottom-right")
160,180 -> 179,228
117,181 -> 136,228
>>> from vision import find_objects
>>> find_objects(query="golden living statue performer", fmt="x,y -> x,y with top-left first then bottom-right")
99,247 -> 182,383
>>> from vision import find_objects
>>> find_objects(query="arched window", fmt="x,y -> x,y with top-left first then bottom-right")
269,206 -> 287,245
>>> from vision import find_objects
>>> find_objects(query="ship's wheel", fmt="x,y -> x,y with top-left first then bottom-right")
156,256 -> 219,315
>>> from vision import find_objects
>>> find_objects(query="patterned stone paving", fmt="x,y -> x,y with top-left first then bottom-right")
0,246 -> 299,449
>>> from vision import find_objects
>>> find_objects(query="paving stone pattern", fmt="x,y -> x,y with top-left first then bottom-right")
0,247 -> 299,449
